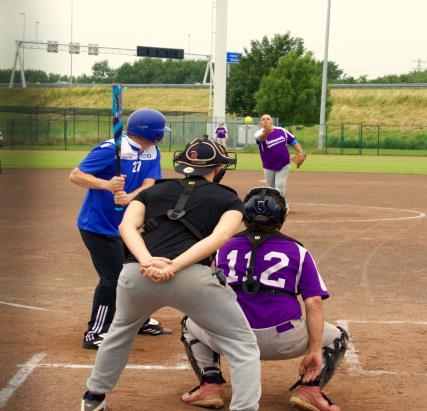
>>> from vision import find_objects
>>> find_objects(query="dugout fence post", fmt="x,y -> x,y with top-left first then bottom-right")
28,113 -> 32,146
47,119 -> 51,145
10,120 -> 14,149
377,125 -> 380,156
35,109 -> 39,144
340,122 -> 344,155
63,111 -> 68,150
358,123 -> 363,155
97,110 -> 100,143
168,122 -> 172,152
73,108 -> 76,145
325,124 -> 328,154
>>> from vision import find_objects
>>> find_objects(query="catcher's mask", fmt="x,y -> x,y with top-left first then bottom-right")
173,137 -> 237,180
243,187 -> 288,232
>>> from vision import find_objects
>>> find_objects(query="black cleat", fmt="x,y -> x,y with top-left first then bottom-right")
138,318 -> 172,336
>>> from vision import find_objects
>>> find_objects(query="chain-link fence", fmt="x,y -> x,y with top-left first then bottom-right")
0,106 -> 426,155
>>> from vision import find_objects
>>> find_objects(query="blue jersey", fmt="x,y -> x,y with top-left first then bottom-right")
77,135 -> 162,236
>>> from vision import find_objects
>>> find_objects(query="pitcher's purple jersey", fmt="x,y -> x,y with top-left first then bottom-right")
215,126 -> 228,139
216,235 -> 329,329
254,127 -> 297,171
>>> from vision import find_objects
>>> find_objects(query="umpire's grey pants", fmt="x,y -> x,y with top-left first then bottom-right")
87,263 -> 261,411
263,163 -> 291,196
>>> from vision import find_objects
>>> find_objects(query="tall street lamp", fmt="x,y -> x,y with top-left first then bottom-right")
36,21 -> 40,42
70,0 -> 74,85
19,12 -> 26,72
318,0 -> 332,150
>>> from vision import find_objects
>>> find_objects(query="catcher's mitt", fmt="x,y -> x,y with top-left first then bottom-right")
291,152 -> 307,168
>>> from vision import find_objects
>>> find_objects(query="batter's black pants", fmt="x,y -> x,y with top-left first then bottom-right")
80,229 -> 125,339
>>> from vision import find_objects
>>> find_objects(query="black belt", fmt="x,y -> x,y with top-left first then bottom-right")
229,284 -> 297,296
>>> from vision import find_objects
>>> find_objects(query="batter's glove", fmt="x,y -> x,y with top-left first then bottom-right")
291,152 -> 307,169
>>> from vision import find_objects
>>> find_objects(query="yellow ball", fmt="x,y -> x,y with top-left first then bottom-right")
244,116 -> 253,125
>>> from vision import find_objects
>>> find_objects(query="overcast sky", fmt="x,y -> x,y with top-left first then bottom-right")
1,0 -> 426,80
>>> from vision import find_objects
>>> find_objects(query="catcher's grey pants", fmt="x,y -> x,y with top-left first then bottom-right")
263,163 -> 291,196
185,317 -> 341,371
87,263 -> 261,411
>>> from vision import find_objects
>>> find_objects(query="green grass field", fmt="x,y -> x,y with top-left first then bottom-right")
1,149 -> 426,174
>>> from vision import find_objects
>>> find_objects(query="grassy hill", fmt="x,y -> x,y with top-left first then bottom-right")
0,86 -> 426,125
329,88 -> 427,126
0,86 -> 210,113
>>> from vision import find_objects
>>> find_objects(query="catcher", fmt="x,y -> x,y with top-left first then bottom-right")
255,114 -> 306,196
181,187 -> 347,411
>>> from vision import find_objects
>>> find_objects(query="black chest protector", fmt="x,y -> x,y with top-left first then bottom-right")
232,229 -> 304,296
143,178 -> 237,262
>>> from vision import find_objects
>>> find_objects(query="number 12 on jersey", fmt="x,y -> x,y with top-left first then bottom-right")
225,249 -> 289,288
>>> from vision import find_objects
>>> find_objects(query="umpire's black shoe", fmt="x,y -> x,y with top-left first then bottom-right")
138,318 -> 173,336
82,333 -> 106,350
81,391 -> 108,410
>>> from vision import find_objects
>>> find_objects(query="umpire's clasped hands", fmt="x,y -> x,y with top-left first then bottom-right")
140,257 -> 175,283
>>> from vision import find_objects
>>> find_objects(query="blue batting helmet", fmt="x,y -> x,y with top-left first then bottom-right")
243,187 -> 288,232
126,109 -> 171,143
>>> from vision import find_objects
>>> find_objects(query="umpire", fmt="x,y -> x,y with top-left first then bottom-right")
81,137 -> 261,411
70,109 -> 172,350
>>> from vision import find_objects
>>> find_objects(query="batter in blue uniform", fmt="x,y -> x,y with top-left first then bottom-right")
70,108 -> 172,349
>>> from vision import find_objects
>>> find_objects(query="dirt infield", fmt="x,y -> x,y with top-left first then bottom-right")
0,168 -> 426,411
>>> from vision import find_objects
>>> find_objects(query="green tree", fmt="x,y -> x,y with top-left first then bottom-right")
316,61 -> 344,82
255,52 -> 332,124
91,60 -> 114,83
226,32 -> 305,116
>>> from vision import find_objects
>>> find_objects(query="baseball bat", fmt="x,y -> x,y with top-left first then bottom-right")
112,84 -> 124,211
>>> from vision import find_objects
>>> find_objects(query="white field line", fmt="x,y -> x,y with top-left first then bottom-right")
336,319 -> 427,377
290,203 -> 425,223
0,353 -> 46,408
347,319 -> 427,325
336,320 -> 363,375
22,362 -> 190,371
0,301 -> 48,311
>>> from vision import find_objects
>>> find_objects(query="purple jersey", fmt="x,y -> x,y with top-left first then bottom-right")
255,127 -> 296,171
215,126 -> 227,139
216,235 -> 329,329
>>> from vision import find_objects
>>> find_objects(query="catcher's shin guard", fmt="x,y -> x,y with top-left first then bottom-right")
290,326 -> 349,390
180,316 -> 226,384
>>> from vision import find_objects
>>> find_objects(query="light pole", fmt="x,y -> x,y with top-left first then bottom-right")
70,0 -> 74,85
35,21 -> 40,42
318,0 -> 332,150
19,12 -> 26,73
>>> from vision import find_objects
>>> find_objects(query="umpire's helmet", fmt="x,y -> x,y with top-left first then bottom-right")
126,109 -> 171,143
173,136 -> 236,177
243,187 -> 288,232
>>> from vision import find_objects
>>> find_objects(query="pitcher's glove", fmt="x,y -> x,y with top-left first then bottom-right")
291,152 -> 307,168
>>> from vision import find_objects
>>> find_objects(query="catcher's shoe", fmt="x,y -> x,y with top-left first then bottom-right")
289,386 -> 340,411
138,318 -> 173,336
181,382 -> 225,409
81,391 -> 108,411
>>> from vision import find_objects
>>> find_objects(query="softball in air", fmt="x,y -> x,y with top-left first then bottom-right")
244,116 -> 253,125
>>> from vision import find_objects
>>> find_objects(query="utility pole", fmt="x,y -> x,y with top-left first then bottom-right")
412,58 -> 426,72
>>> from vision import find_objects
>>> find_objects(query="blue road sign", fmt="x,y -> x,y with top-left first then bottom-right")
226,52 -> 242,64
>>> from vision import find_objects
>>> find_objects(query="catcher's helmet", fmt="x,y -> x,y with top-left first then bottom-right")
243,187 -> 288,232
126,109 -> 171,143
